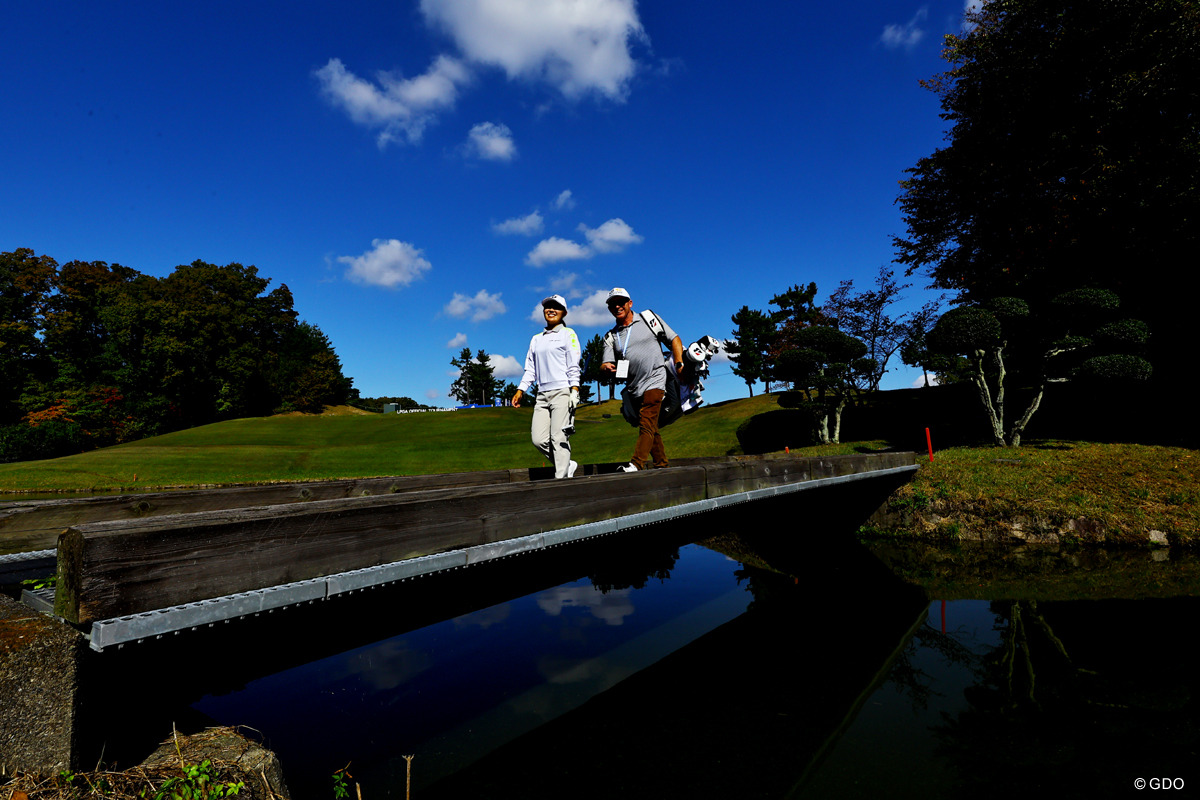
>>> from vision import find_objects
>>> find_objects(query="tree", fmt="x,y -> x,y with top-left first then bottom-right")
765,282 -> 826,389
822,267 -> 937,392
2,250 -> 355,461
0,249 -> 56,424
449,348 -> 474,404
927,290 -> 1150,446
41,259 -> 138,390
95,260 -> 304,427
773,326 -> 870,444
899,303 -> 964,388
501,381 -> 536,407
726,306 -> 774,397
894,0 -> 1199,388
768,282 -> 823,329
273,322 -> 355,413
581,333 -> 613,402
450,348 -> 503,405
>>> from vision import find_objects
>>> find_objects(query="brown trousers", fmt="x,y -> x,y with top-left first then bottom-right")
631,388 -> 668,469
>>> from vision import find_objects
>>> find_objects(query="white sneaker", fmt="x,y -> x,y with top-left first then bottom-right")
567,460 -> 578,478
618,462 -> 639,472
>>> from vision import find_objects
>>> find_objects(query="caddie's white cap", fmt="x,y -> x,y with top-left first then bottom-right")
542,294 -> 567,309
607,287 -> 631,303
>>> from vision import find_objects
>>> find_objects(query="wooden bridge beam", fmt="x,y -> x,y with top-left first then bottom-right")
53,453 -> 916,626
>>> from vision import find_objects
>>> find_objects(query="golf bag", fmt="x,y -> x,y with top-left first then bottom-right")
618,310 -> 721,428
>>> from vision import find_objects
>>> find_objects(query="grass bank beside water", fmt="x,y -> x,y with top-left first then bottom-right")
873,442 -> 1200,548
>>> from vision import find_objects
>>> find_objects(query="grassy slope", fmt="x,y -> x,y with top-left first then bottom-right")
0,394 -> 800,492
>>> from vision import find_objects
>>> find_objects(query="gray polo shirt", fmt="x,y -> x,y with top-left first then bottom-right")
603,313 -> 678,397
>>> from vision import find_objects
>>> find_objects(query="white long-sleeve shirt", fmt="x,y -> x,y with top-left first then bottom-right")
518,324 -> 581,392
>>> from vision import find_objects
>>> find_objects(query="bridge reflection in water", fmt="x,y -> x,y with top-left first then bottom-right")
71,485 -> 927,798
71,488 -> 1200,798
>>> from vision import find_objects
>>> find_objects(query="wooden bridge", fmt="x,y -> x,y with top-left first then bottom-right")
1,452 -> 917,650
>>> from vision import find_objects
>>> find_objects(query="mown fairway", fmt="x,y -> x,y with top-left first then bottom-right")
0,394 -> 804,493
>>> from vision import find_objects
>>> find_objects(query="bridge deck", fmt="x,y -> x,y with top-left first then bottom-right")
9,453 -> 917,649
84,465 -> 915,650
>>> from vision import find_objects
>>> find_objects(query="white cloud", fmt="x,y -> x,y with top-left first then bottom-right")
526,218 -> 642,267
493,210 -> 544,236
579,218 -> 643,253
537,584 -> 634,625
526,236 -> 592,267
452,352 -> 522,381
880,8 -> 928,50
444,289 -> 508,322
340,239 -> 432,288
315,55 -> 471,147
466,121 -> 517,161
913,374 -> 940,388
490,354 -> 525,380
552,189 -> 575,211
567,289 -> 618,327
546,270 -> 582,295
529,271 -> 588,320
447,332 -> 468,348
425,388 -> 442,400
419,0 -> 646,101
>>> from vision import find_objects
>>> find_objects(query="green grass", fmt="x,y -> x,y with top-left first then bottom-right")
0,394 -> 812,493
7,398 -> 1193,552
882,441 -> 1200,547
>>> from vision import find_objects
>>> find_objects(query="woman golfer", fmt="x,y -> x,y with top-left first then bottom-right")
510,294 -> 582,478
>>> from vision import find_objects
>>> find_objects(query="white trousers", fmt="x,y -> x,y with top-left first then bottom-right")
532,388 -> 573,478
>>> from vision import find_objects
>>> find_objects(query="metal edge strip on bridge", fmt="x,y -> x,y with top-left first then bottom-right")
86,465 -> 916,651
1,548 -> 57,585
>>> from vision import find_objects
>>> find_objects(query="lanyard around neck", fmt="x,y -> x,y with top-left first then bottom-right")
617,323 -> 634,357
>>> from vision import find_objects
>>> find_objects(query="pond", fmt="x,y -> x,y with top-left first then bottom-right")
77,496 -> 1198,799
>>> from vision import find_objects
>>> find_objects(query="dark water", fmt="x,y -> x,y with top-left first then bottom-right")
78,497 -> 1199,799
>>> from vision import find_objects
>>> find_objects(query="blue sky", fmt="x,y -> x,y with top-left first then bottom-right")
2,0 -> 973,405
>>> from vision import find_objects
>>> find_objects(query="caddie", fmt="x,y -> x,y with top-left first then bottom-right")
511,294 -> 581,478
600,287 -> 684,472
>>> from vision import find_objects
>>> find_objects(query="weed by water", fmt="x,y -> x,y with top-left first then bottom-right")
22,573 -> 57,591
331,766 -> 351,800
2,728 -> 270,800
889,487 -> 931,512
153,761 -> 242,800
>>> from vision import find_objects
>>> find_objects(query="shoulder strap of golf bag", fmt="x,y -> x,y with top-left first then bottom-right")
639,309 -> 672,348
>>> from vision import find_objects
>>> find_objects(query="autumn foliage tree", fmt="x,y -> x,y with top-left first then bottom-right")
0,249 -> 55,425
0,249 -> 355,462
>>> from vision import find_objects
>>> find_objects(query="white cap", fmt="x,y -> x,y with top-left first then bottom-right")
607,287 -> 631,303
542,294 -> 567,310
